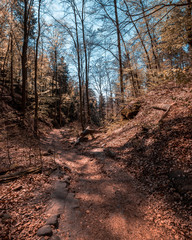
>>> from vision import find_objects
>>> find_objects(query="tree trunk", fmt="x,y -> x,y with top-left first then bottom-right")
114,0 -> 124,103
10,33 -> 14,97
81,0 -> 90,123
187,0 -> 192,60
34,0 -> 41,136
73,3 -> 84,130
139,0 -> 160,70
54,48 -> 58,90
22,0 -> 29,115
124,0 -> 152,71
10,4 -> 14,97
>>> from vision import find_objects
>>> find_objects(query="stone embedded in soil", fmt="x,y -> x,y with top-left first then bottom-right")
50,168 -> 64,178
13,185 -> 22,191
104,147 -> 116,158
52,181 -> 68,200
2,213 -> 11,220
64,166 -> 72,173
66,193 -> 79,208
37,225 -> 53,236
90,148 -> 104,158
169,170 -> 192,194
48,149 -> 54,154
63,175 -> 71,182
50,235 -> 61,240
67,192 -> 75,198
43,149 -> 54,156
46,215 -> 59,227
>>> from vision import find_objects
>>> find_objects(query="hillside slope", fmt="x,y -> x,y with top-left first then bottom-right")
0,83 -> 191,239
78,83 -> 192,239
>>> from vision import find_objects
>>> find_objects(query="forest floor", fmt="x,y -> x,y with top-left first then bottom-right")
0,82 -> 192,240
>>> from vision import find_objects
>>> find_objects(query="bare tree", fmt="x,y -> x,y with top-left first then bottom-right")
21,0 -> 34,115
34,0 -> 42,136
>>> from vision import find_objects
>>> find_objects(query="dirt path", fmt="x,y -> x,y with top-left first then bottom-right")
42,128 -> 179,240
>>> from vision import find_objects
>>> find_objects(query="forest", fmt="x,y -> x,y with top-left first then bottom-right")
0,0 -> 191,130
0,0 -> 192,239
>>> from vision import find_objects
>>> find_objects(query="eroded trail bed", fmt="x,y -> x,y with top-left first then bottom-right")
41,128 -> 190,240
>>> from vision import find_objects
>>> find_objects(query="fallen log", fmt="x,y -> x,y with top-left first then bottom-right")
74,127 -> 102,145
0,165 -> 21,176
0,165 -> 42,183
158,103 -> 176,124
152,104 -> 172,112
152,106 -> 167,111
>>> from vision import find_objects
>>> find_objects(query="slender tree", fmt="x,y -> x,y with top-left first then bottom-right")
34,0 -> 41,135
114,0 -> 124,102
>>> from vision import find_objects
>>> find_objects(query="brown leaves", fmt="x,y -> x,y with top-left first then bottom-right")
0,173 -> 52,239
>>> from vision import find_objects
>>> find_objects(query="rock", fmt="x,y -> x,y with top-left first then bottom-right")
52,181 -> 68,200
13,185 -> 22,191
43,149 -> 54,156
2,213 -> 11,220
46,215 -> 59,228
37,225 -> 53,237
43,152 -> 50,156
63,175 -> 71,181
104,148 -> 116,159
121,101 -> 141,120
63,175 -> 71,185
50,236 -> 61,240
169,170 -> 186,180
67,192 -> 75,198
90,148 -> 104,158
169,170 -> 192,194
48,149 -> 54,154
0,212 -> 4,218
66,193 -> 79,208
64,166 -> 72,173
50,168 -> 63,178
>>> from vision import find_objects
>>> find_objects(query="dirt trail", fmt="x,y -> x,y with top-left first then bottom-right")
43,128 -> 177,240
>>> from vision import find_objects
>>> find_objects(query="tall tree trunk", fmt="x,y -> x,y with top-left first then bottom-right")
116,17 -> 140,97
34,0 -> 41,136
10,33 -> 14,97
81,0 -> 90,123
139,0 -> 160,70
73,3 -> 84,130
58,63 -> 62,127
54,48 -> 58,90
124,0 -> 152,71
114,0 -> 124,103
22,0 -> 29,115
187,0 -> 192,61
10,4 -> 14,97
53,47 -> 60,125
106,71 -> 113,116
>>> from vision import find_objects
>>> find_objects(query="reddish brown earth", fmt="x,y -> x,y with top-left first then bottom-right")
0,83 -> 191,239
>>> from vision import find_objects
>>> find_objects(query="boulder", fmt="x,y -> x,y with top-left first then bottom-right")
46,215 -> 59,228
50,236 -> 61,240
121,101 -> 141,120
169,170 -> 192,194
37,225 -> 52,237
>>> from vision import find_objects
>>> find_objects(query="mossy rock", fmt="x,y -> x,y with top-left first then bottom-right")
121,101 -> 141,120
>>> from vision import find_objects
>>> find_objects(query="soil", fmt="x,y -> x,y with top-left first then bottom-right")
41,125 -> 191,240
0,83 -> 191,239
